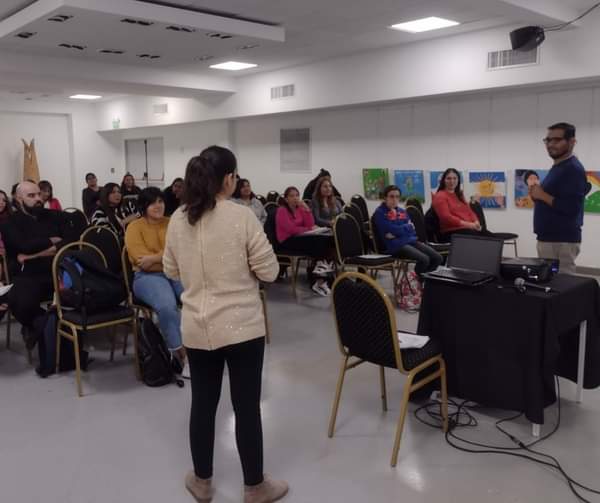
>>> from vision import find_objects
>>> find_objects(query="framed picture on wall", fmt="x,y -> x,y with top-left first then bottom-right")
584,171 -> 600,213
514,169 -> 549,209
362,168 -> 389,200
469,171 -> 506,209
393,170 -> 425,202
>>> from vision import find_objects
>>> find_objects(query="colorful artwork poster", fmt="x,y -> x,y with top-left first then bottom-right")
469,171 -> 506,209
362,168 -> 389,201
429,170 -> 465,196
393,170 -> 425,203
515,169 -> 549,209
584,171 -> 600,214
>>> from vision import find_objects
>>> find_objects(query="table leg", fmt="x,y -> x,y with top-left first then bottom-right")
576,320 -> 587,403
532,423 -> 541,437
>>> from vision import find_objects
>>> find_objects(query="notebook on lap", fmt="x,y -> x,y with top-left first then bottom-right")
424,234 -> 503,286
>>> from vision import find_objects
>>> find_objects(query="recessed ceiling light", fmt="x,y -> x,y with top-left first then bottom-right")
390,16 -> 459,33
210,61 -> 257,71
69,94 -> 102,100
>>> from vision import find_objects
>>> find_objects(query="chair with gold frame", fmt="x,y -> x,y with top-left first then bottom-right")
328,272 -> 448,466
53,241 -> 140,397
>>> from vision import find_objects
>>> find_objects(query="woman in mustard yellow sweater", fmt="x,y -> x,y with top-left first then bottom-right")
124,187 -> 186,374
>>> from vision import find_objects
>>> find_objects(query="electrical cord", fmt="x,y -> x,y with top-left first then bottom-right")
414,378 -> 600,502
544,2 -> 600,31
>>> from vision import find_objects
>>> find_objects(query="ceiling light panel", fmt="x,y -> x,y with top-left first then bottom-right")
69,94 -> 102,100
390,16 -> 459,33
209,61 -> 257,71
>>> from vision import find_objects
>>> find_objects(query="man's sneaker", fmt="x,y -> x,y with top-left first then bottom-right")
311,282 -> 329,296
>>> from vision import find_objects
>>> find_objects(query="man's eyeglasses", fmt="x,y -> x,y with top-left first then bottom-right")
542,136 -> 566,144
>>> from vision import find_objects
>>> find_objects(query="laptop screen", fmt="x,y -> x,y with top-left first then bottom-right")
448,234 -> 503,276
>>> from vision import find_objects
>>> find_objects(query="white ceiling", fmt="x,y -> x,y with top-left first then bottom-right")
0,0 -> 597,101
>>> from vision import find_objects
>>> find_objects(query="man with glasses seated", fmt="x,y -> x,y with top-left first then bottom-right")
531,122 -> 587,275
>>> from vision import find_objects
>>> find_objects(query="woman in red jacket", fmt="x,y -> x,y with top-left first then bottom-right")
432,169 -> 482,240
38,180 -> 62,211
275,186 -> 335,296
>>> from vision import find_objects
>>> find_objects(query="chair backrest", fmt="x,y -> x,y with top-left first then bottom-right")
263,203 -> 280,250
469,200 -> 488,231
405,205 -> 427,242
333,213 -> 364,263
424,207 -> 443,243
266,190 -> 279,203
62,208 -> 89,242
277,195 -> 286,206
332,272 -> 403,371
350,194 -> 369,222
51,241 -> 107,315
369,215 -> 386,254
343,203 -> 363,229
256,194 -> 267,206
80,225 -> 123,275
404,198 -> 424,215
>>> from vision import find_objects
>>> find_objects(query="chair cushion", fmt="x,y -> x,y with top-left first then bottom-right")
427,242 -> 451,253
494,232 -> 518,241
401,338 -> 443,371
345,256 -> 395,267
62,306 -> 134,327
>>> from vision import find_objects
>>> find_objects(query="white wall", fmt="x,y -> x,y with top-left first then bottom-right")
233,86 -> 600,268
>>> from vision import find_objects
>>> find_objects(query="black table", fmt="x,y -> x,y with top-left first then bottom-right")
417,274 -> 600,425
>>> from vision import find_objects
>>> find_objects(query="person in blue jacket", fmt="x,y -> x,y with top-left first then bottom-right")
373,185 -> 442,276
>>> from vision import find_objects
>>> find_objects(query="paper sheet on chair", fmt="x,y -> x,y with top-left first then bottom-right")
358,254 -> 391,259
397,331 -> 429,349
301,227 -> 332,236
0,284 -> 13,297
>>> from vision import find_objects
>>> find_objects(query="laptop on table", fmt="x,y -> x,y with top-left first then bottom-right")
424,234 -> 503,286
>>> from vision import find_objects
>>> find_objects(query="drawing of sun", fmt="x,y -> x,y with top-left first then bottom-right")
478,179 -> 496,197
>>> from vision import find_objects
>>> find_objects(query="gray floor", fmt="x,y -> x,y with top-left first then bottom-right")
1,277 -> 599,503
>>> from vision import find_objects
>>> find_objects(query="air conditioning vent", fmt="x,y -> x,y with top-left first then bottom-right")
137,53 -> 161,59
121,18 -> 154,26
166,25 -> 195,33
98,49 -> 126,54
206,32 -> 233,39
58,43 -> 86,51
153,103 -> 169,114
237,44 -> 260,50
488,48 -> 538,70
271,84 -> 295,100
15,31 -> 36,39
48,14 -> 73,22
195,55 -> 214,61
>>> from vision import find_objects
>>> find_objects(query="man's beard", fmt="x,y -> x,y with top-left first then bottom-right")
27,203 -> 44,216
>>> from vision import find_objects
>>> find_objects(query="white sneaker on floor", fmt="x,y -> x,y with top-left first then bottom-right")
315,260 -> 334,273
181,361 -> 191,379
321,283 -> 332,295
311,282 -> 329,296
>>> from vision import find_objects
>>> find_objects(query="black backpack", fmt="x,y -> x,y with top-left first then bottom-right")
137,318 -> 184,388
58,249 -> 126,315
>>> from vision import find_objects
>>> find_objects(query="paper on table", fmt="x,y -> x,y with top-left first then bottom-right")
0,284 -> 13,297
397,331 -> 429,349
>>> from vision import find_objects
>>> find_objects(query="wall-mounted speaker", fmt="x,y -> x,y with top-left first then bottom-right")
510,26 -> 545,51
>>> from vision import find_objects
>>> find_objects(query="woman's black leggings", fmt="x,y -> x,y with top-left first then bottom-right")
187,337 -> 265,486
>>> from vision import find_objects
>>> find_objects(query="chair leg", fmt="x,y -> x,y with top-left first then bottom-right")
379,366 -> 388,412
440,361 -> 449,433
391,373 -> 414,467
131,318 -> 141,381
291,258 -> 300,298
55,325 -> 62,373
109,326 -> 117,362
71,327 -> 83,397
122,330 -> 129,355
260,290 -> 270,344
6,312 -> 11,349
328,356 -> 349,438
513,241 -> 518,257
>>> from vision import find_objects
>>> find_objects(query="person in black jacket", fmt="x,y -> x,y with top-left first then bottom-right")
302,169 -> 342,201
82,172 -> 102,219
2,181 -> 67,349
163,177 -> 184,216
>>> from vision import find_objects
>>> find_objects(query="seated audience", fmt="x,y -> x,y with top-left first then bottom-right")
276,186 -> 335,296
164,177 -> 184,216
373,185 -> 442,276
82,172 -> 102,219
302,169 -> 342,201
311,177 -> 342,227
91,183 -> 137,238
2,181 -> 67,350
121,173 -> 142,216
38,180 -> 62,211
125,187 -> 187,376
432,168 -> 483,240
0,189 -> 12,224
233,178 -> 266,225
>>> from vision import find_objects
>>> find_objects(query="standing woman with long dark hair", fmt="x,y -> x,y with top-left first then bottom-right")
163,146 -> 288,503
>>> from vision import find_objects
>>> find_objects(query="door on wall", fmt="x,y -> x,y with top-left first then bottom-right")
125,138 -> 164,187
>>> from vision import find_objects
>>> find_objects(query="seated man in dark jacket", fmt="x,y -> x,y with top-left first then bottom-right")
1,181 -> 67,349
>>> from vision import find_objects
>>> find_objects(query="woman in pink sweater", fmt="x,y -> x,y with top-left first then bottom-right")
275,186 -> 335,296
432,169 -> 482,239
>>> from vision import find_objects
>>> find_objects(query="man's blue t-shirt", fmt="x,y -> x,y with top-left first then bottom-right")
533,156 -> 587,243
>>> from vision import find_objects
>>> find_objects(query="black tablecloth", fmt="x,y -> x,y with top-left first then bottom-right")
417,274 -> 600,424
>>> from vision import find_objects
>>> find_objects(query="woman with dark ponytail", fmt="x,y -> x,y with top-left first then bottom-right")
163,146 -> 288,503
